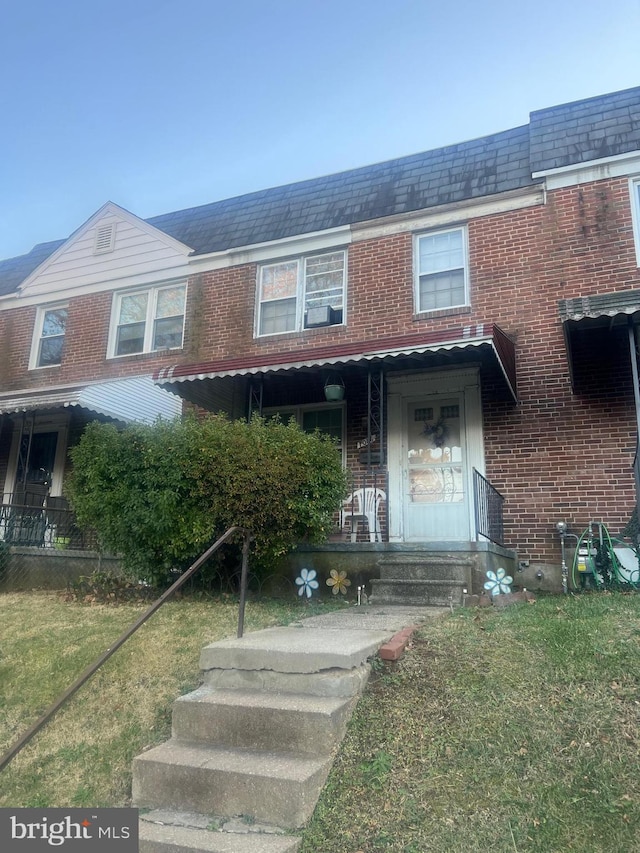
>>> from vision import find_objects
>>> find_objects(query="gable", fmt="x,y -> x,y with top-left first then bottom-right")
17,202 -> 194,302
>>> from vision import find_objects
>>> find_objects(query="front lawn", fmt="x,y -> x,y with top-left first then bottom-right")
0,591 -> 311,807
2,590 -> 639,853
302,593 -> 640,853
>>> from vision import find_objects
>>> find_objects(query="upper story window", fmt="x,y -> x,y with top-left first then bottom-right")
256,250 -> 346,336
632,179 -> 640,266
109,283 -> 186,357
30,305 -> 68,369
415,227 -> 468,313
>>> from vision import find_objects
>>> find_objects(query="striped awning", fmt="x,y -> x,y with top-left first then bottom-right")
0,376 -> 182,423
155,324 -> 517,405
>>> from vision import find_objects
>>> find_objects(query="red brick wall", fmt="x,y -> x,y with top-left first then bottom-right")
2,176 -> 639,565
0,291 -> 187,392
174,179 -> 639,565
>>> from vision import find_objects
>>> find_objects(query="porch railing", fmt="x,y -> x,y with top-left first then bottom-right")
0,493 -> 97,550
338,469 -> 389,542
473,468 -> 505,546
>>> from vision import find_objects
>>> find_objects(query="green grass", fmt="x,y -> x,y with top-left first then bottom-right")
0,590 -> 329,808
3,591 -> 640,852
301,593 -> 640,853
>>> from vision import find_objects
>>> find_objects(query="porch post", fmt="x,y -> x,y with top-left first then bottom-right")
628,322 -> 640,509
628,322 -> 640,434
247,378 -> 263,421
367,369 -> 384,467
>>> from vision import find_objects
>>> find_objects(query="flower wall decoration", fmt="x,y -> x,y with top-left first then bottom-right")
423,416 -> 448,448
295,567 -> 319,598
326,569 -> 351,595
484,567 -> 513,596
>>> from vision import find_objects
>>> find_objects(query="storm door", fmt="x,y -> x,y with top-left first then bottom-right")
403,396 -> 469,540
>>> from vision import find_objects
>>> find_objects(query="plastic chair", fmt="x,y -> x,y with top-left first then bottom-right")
340,487 -> 386,542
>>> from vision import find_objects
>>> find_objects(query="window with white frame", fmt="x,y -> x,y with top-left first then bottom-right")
257,250 -> 345,336
632,179 -> 640,265
415,227 -> 468,312
31,305 -> 68,368
110,283 -> 186,357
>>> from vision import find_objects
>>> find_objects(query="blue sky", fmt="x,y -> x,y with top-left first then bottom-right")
1,0 -> 639,261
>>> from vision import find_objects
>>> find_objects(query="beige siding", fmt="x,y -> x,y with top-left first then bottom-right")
21,209 -> 192,300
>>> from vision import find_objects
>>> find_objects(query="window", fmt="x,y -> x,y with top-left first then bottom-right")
110,284 -> 186,357
632,179 -> 640,266
415,227 -> 468,312
265,405 -> 344,458
257,250 -> 345,336
31,305 -> 68,368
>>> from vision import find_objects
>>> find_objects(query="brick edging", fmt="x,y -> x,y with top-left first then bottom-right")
378,625 -> 419,662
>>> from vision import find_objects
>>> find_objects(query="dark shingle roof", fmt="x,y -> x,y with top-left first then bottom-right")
2,86 -> 639,296
0,240 -> 65,297
530,86 -> 640,172
148,125 -> 533,254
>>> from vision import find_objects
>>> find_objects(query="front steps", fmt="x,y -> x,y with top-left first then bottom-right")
133,626 -> 390,852
370,552 -> 474,606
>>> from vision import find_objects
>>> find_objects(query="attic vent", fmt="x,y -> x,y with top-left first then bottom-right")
94,223 -> 116,254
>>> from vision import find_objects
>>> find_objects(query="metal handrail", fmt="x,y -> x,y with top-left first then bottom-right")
0,525 -> 251,773
473,468 -> 505,546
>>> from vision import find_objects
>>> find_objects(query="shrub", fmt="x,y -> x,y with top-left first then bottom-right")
66,414 -> 347,586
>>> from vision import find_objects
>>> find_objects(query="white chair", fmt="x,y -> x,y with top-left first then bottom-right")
340,487 -> 386,542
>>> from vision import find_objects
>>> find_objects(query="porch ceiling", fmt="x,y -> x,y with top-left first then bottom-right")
0,376 -> 182,423
155,324 -> 518,409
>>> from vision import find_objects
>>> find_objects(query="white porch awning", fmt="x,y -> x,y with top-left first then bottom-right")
0,376 -> 182,423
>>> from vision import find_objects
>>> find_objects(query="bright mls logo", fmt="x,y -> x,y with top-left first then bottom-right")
0,809 -> 138,851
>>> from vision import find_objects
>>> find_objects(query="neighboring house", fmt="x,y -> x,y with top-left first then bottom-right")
2,86 -> 640,594
0,204 -> 185,546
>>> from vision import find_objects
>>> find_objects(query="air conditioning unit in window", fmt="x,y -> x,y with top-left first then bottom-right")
305,306 -> 336,328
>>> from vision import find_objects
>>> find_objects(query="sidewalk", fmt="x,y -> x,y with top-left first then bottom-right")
294,602 -> 447,633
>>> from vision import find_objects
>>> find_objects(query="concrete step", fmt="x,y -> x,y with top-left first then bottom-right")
140,819 -> 301,852
172,686 -> 356,755
133,741 -> 332,829
199,627 -> 390,675
369,578 -> 465,606
202,663 -> 371,698
377,554 -> 472,582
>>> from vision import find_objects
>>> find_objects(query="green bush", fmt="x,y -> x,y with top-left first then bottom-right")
66,414 -> 347,586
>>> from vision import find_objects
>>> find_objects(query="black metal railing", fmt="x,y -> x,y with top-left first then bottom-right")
338,469 -> 389,542
0,526 -> 252,773
473,469 -> 505,546
0,493 -> 97,550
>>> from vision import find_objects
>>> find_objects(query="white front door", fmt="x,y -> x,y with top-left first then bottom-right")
403,396 -> 468,540
386,369 -> 484,543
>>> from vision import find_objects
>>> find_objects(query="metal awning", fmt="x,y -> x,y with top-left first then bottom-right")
0,376 -> 182,423
559,290 -> 640,393
155,323 -> 517,408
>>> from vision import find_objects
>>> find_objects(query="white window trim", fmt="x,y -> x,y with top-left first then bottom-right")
255,249 -> 347,338
413,226 -> 469,314
28,303 -> 68,370
630,178 -> 640,268
107,281 -> 187,359
263,402 -> 346,465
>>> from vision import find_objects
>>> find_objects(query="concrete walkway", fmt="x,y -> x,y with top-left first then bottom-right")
294,603 -> 448,632
134,604 -> 446,853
